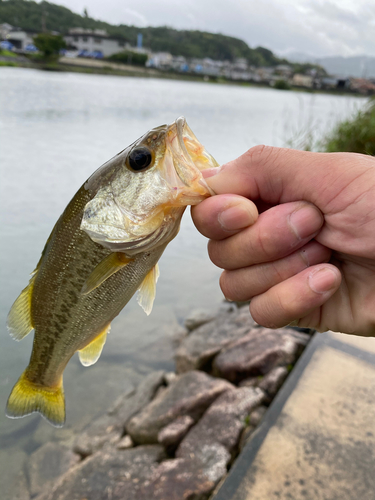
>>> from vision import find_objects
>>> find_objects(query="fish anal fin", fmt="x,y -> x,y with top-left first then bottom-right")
6,371 -> 65,427
137,263 -> 160,316
78,324 -> 110,367
7,275 -> 36,341
81,253 -> 132,295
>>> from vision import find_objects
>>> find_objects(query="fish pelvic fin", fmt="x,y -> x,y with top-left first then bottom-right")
7,274 -> 36,341
137,263 -> 160,316
81,252 -> 133,295
78,323 -> 110,367
6,371 -> 65,427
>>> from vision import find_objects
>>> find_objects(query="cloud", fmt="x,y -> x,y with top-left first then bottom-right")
41,0 -> 375,57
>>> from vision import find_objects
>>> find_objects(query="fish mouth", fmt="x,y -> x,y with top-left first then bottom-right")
165,117 -> 219,204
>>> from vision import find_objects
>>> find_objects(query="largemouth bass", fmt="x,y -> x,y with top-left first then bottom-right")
6,117 -> 218,427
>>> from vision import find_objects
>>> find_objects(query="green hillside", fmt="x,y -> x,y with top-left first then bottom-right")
0,0 -> 286,65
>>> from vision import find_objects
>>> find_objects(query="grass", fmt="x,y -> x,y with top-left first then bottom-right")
321,98 -> 375,155
285,97 -> 375,155
0,49 -> 17,57
0,60 -> 18,67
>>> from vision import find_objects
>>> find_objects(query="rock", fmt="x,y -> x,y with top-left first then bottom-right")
184,309 -> 216,331
0,448 -> 29,500
217,301 -> 237,314
249,405 -> 268,426
164,371 -> 177,385
73,412 -> 122,457
258,366 -> 289,397
116,435 -> 134,450
177,387 -> 265,460
8,470 -> 30,500
175,308 -> 258,373
27,442 -> 80,497
126,371 -> 233,444
238,376 -> 259,388
213,328 -> 299,383
74,370 -> 165,456
286,328 -> 312,347
36,445 -> 165,500
139,445 -> 229,500
110,370 -> 166,423
158,415 -> 195,449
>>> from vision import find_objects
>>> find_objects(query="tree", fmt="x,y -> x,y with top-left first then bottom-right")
83,7 -> 88,18
33,33 -> 66,59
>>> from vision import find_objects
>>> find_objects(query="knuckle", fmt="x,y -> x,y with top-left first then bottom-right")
244,145 -> 278,166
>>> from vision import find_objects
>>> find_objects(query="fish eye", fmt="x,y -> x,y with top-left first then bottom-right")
127,147 -> 153,171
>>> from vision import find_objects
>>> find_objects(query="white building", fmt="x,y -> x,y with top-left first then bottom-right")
146,52 -> 173,69
1,25 -> 36,50
64,28 -> 129,57
292,73 -> 314,88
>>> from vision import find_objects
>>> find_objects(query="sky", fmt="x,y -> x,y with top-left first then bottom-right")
42,0 -> 375,58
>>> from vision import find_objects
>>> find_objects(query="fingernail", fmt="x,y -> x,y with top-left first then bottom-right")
309,268 -> 338,293
218,205 -> 255,231
202,166 -> 221,179
289,205 -> 323,240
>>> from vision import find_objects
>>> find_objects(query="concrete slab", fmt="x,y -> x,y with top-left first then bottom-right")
213,333 -> 375,500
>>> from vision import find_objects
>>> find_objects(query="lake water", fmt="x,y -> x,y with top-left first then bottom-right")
0,67 -> 366,496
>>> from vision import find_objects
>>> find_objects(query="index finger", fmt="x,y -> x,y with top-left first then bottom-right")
192,194 -> 258,241
203,146 -> 372,211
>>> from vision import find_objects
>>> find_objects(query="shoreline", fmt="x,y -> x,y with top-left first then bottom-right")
0,55 -> 366,97
19,301 -> 315,500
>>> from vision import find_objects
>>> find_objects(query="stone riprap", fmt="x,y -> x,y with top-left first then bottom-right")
213,327 -> 304,383
31,303 -> 314,500
73,370 -> 165,456
177,387 -> 265,460
126,370 -> 233,444
175,306 -> 259,373
28,443 -> 80,497
37,446 -> 165,500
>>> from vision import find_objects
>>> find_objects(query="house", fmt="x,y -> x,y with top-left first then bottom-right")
349,78 -> 375,95
64,28 -> 129,57
1,25 -> 36,50
275,64 -> 293,78
146,52 -> 173,69
292,73 -> 313,88
256,67 -> 275,82
320,77 -> 339,89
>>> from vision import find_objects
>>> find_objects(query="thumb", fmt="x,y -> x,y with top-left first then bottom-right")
204,146 -> 369,211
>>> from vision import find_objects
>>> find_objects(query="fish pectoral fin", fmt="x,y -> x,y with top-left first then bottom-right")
78,324 -> 110,367
7,274 -> 36,341
81,252 -> 132,295
6,371 -> 65,427
137,263 -> 160,316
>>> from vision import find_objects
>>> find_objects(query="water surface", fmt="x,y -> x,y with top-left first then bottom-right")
0,67 -> 366,496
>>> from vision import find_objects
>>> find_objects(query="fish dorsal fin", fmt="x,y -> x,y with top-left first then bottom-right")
81,252 -> 132,295
137,264 -> 160,316
78,324 -> 111,367
7,274 -> 37,341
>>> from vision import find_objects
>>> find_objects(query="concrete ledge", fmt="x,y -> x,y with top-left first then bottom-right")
213,333 -> 375,500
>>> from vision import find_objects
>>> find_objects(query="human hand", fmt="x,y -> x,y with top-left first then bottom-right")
192,146 -> 375,337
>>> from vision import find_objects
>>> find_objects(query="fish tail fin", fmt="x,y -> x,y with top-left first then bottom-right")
6,371 -> 65,427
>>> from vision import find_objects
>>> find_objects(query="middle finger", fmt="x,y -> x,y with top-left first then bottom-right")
208,201 -> 324,270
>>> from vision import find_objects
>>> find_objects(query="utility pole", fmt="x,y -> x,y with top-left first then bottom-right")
41,11 -> 47,32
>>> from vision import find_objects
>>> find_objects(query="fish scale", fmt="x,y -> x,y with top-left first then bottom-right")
6,117 -> 218,426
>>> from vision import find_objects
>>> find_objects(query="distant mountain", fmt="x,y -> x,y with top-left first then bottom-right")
279,51 -> 375,78
315,56 -> 375,79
